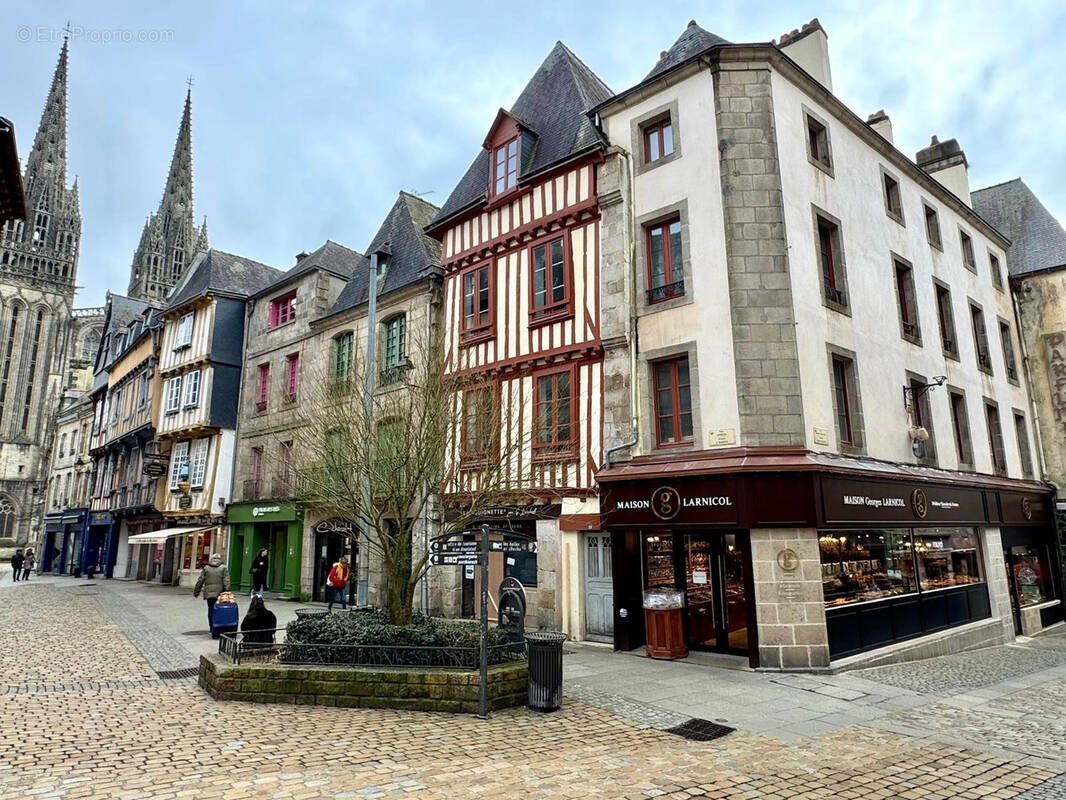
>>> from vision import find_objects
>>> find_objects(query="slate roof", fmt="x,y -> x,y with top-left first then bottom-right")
257,239 -> 362,298
644,20 -> 731,81
972,179 -> 1066,277
166,249 -> 283,310
92,293 -> 152,388
431,42 -> 612,228
320,192 -> 441,320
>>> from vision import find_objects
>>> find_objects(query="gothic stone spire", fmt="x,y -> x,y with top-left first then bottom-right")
127,87 -> 209,302
25,35 -> 69,188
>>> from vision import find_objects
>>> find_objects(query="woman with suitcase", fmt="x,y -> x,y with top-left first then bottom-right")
193,553 -> 231,638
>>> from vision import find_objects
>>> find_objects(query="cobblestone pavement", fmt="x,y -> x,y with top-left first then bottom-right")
1,579 -> 1064,799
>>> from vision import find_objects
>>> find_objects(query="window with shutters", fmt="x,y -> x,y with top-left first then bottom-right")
1014,411 -> 1034,478
268,290 -> 297,328
970,302 -> 992,374
985,400 -> 1006,476
949,390 -> 973,468
168,441 -> 190,491
999,319 -> 1018,383
182,369 -> 201,408
189,438 -> 209,488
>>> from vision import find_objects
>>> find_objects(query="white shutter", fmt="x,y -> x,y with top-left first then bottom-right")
190,438 -> 209,488
168,441 -> 190,490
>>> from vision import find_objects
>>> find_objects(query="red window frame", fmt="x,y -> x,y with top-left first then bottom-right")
268,290 -> 297,328
642,117 -> 674,164
652,356 -> 693,447
285,352 -> 299,399
529,232 -> 572,323
461,383 -> 498,463
492,137 -> 519,196
645,218 -> 684,303
459,263 -> 494,343
256,363 -> 270,411
832,356 -> 853,446
533,365 -> 577,459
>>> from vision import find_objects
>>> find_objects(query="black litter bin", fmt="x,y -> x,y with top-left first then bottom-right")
294,608 -> 328,619
525,631 -> 566,712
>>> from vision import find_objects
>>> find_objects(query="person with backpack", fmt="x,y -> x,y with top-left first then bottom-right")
249,548 -> 269,598
21,549 -> 35,581
326,555 -> 349,612
10,549 -> 23,582
193,553 -> 231,638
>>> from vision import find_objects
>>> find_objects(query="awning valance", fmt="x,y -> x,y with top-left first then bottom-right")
127,525 -> 214,544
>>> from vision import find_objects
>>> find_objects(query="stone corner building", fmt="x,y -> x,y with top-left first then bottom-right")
0,39 -> 81,545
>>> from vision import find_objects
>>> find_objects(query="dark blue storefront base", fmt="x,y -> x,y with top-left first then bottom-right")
826,583 -> 992,659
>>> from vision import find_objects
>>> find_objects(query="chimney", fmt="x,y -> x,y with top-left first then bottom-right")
295,251 -> 309,264
777,18 -> 833,92
916,135 -> 971,207
867,110 -> 893,144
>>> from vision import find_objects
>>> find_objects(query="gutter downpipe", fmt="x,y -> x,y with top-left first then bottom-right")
603,144 -> 640,470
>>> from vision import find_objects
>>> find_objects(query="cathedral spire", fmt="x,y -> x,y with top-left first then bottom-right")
26,36 -> 69,188
127,86 -> 208,302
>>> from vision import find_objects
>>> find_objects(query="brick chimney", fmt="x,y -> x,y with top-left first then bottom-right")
777,18 -> 833,92
916,135 -> 971,207
867,110 -> 893,144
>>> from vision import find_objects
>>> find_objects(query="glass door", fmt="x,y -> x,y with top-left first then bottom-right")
682,532 -> 749,655
684,534 -> 717,648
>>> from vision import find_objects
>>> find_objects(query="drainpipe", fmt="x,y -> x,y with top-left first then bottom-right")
602,145 -> 641,470
420,273 -> 439,614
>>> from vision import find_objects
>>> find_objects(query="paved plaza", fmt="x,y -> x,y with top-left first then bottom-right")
1,569 -> 1064,799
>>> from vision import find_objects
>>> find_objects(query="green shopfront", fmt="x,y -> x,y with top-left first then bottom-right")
226,501 -> 304,599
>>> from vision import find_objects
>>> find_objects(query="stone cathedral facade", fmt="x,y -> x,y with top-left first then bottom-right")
0,39 -> 83,545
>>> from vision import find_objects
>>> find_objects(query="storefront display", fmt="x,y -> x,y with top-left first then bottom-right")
1008,544 -> 1055,607
820,530 -> 913,606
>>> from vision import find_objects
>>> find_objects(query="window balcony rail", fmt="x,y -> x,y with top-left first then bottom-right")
647,279 -> 685,304
901,321 -> 919,339
942,337 -> 956,353
824,283 -> 848,307
272,473 -> 297,499
379,359 -> 413,385
1007,365 -> 1018,380
977,351 -> 993,370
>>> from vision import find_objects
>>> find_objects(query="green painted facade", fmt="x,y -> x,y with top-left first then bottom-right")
226,501 -> 303,599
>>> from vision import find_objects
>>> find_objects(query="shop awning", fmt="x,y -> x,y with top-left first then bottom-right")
127,526 -> 214,544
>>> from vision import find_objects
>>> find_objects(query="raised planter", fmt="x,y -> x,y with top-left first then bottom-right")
198,653 -> 528,713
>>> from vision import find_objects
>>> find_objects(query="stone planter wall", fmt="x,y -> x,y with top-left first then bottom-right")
198,654 -> 528,713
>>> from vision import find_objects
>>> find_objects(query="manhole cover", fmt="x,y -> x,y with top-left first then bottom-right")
156,667 -> 199,680
181,630 -> 212,636
664,718 -> 735,742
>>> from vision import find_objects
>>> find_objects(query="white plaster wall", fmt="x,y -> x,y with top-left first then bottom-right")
602,70 -> 741,451
772,71 -> 1034,477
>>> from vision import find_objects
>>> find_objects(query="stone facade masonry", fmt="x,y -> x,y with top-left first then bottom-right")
712,66 -> 805,447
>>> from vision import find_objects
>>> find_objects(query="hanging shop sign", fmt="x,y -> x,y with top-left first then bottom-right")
143,462 -> 168,478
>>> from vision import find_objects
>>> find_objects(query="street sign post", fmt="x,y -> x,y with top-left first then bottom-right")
428,553 -> 482,566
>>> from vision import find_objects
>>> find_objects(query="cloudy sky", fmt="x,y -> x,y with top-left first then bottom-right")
4,1 -> 1065,307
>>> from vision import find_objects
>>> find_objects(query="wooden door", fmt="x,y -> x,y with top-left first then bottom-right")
584,533 -> 614,642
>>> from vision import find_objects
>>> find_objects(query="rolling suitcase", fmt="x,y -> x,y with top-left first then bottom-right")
212,600 -> 239,636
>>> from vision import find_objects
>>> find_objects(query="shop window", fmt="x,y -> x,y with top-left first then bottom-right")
999,320 -> 1018,383
960,229 -> 976,272
805,112 -> 832,173
460,263 -> 493,342
505,549 -> 538,587
1014,411 -> 1034,478
816,214 -> 848,310
924,202 -> 942,250
949,390 -> 973,467
934,281 -> 958,358
820,530 -> 915,607
883,171 -> 903,222
531,236 -> 571,320
268,290 -> 297,328
985,401 -> 1007,476
970,302 -> 992,373
642,116 -> 674,164
913,528 -> 983,591
534,367 -> 576,458
989,252 -> 1003,288
646,218 -> 684,303
894,258 -> 921,344
1009,545 -> 1056,607
492,137 -> 519,196
652,355 -> 693,447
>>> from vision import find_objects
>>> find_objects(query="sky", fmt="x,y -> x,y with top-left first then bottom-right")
3,1 -> 1065,308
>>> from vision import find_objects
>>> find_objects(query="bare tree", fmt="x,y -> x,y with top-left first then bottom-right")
289,327 -> 532,625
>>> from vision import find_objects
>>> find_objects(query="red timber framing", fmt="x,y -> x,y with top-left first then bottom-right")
434,152 -> 604,495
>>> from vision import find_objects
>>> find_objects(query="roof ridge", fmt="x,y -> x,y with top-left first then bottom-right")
971,177 -> 1024,195
553,40 -> 613,103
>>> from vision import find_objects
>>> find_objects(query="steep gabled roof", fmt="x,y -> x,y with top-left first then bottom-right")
92,293 -> 152,387
644,20 -> 731,81
431,42 -> 612,228
166,249 -> 283,310
972,179 -> 1066,277
256,240 -> 363,298
320,192 -> 441,320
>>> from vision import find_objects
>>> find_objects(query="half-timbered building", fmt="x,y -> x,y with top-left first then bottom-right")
426,43 -> 613,633
154,250 -> 281,586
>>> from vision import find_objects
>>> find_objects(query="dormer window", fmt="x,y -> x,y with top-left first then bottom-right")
493,137 -> 519,195
268,290 -> 297,328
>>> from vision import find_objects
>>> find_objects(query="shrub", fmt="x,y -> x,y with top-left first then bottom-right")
281,609 -> 525,668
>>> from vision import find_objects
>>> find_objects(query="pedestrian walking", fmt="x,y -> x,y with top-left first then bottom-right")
249,548 -> 269,598
326,555 -> 349,612
10,549 -> 23,582
21,549 -> 35,581
192,553 -> 230,638
240,595 -> 278,645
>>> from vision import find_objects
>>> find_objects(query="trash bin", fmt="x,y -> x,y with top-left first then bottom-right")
294,608 -> 328,619
525,631 -> 566,712
643,589 -> 687,660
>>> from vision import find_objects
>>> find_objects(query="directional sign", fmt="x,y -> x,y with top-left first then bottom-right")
430,553 -> 483,566
430,539 -> 480,554
142,462 -> 168,478
490,540 -> 537,554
